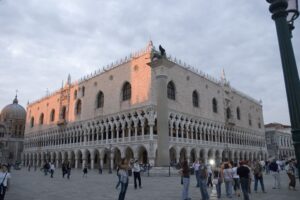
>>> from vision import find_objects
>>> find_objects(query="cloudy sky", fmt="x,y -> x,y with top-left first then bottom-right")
0,0 -> 299,125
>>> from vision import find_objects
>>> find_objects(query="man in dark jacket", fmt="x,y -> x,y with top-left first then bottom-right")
237,161 -> 250,200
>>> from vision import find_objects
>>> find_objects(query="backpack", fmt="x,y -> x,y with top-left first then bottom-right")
199,164 -> 207,179
254,163 -> 262,176
269,162 -> 278,172
0,173 -> 7,195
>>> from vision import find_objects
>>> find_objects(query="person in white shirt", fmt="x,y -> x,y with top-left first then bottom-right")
192,160 -> 200,187
132,160 -> 142,189
232,163 -> 241,197
0,165 -> 11,200
50,163 -> 55,178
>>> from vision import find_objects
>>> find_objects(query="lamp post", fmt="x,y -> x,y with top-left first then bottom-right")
266,0 -> 300,177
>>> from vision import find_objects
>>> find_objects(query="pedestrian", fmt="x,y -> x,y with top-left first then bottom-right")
192,160 -> 200,187
232,162 -> 241,197
132,160 -> 142,189
244,160 -> 253,193
213,165 -> 223,199
83,164 -> 88,178
99,164 -> 102,174
223,162 -> 234,198
0,165 -> 11,200
286,160 -> 297,190
28,164 -> 31,172
179,159 -> 191,200
50,162 -> 55,178
269,159 -> 280,189
43,162 -> 49,176
207,164 -> 213,187
253,159 -> 266,193
62,162 -> 67,178
237,161 -> 250,200
66,162 -> 71,179
115,165 -> 121,190
118,158 -> 129,200
198,159 -> 209,200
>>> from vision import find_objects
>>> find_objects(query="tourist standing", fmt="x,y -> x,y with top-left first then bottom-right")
223,162 -> 234,198
237,161 -> 250,200
286,160 -> 297,190
232,163 -> 240,197
269,159 -> 280,189
118,158 -> 129,200
180,160 -> 191,200
207,165 -> 213,187
253,160 -> 266,193
198,159 -> 209,200
50,162 -> 55,178
192,160 -> 200,187
83,164 -> 88,178
99,164 -> 102,174
66,162 -> 71,179
0,165 -> 11,200
62,162 -> 67,178
132,160 -> 142,189
213,166 -> 223,199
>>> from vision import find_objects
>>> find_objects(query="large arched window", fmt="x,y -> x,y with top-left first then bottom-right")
75,100 -> 82,115
248,113 -> 252,126
236,107 -> 241,120
96,91 -> 104,108
82,86 -> 85,97
74,90 -> 77,100
50,109 -> 55,122
192,90 -> 199,107
212,98 -> 218,113
122,82 -> 131,101
226,107 -> 231,119
39,113 -> 44,125
61,106 -> 66,120
167,81 -> 176,100
30,117 -> 34,128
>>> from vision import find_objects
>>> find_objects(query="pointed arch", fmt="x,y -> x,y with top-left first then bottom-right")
75,100 -> 82,115
39,113 -> 44,125
192,90 -> 199,107
122,82 -> 131,101
236,107 -> 241,120
212,98 -> 218,113
50,109 -> 55,122
167,81 -> 176,100
96,91 -> 104,108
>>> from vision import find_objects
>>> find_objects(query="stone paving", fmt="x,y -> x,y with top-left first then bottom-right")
5,168 -> 300,200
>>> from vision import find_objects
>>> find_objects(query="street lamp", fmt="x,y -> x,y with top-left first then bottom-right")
266,0 -> 300,178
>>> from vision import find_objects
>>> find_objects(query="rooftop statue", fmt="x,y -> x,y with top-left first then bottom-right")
151,44 -> 166,61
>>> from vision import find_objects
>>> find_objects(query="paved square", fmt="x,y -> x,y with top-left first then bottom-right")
5,169 -> 300,200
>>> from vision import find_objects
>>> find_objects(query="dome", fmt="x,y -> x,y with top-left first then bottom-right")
1,96 -> 26,120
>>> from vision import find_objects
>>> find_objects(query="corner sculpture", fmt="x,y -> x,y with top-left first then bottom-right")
151,44 -> 166,61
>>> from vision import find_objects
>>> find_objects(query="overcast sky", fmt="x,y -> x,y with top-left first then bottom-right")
0,0 -> 299,125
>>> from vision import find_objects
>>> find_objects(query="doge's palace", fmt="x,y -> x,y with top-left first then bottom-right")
23,42 -> 267,170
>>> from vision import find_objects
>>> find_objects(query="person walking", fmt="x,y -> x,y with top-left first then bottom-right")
132,160 -> 142,189
66,162 -> 71,179
62,162 -> 67,178
207,165 -> 213,187
286,160 -> 297,190
192,160 -> 200,187
198,159 -> 209,200
180,160 -> 191,200
83,164 -> 88,178
0,165 -> 11,200
99,164 -> 102,174
232,163 -> 241,197
50,162 -> 55,178
237,161 -> 250,200
253,160 -> 266,193
213,165 -> 223,199
118,158 -> 129,200
269,159 -> 280,189
223,162 -> 234,198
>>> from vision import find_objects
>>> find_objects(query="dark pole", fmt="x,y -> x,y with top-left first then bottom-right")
267,0 -> 300,178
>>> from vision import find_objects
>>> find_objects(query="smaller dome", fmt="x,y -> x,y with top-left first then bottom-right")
1,96 -> 26,120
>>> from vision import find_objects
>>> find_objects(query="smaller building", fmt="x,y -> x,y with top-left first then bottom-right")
0,96 -> 26,164
265,123 -> 295,159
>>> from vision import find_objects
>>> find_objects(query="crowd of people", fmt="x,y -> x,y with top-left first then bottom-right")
178,158 -> 299,200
